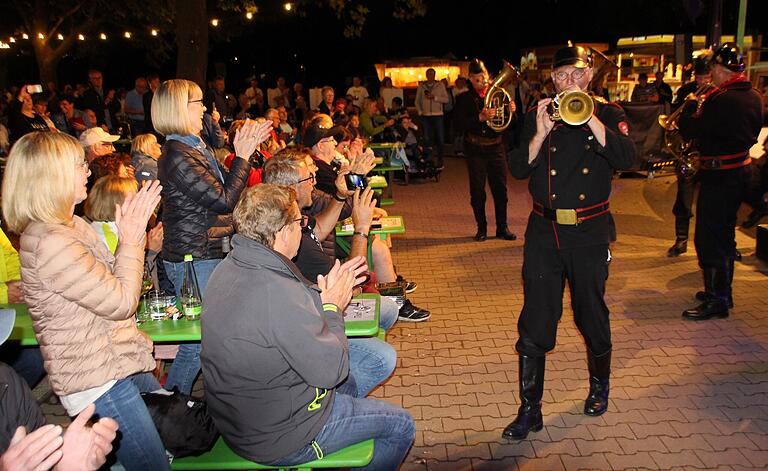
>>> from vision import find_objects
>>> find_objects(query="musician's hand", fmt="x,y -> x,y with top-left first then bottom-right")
479,107 -> 493,122
508,101 -> 517,114
534,98 -> 555,139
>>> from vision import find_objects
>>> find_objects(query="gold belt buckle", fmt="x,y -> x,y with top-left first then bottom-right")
555,209 -> 578,225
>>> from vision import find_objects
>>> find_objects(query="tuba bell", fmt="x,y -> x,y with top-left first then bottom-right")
548,90 -> 594,126
484,60 -> 520,132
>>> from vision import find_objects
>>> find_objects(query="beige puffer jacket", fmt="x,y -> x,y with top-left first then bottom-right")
19,217 -> 155,396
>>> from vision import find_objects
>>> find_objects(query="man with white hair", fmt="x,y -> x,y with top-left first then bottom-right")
79,127 -> 120,163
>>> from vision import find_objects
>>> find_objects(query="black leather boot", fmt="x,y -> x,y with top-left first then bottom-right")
683,267 -> 729,320
667,238 -> 687,257
474,227 -> 487,242
584,349 -> 611,416
502,355 -> 545,440
695,259 -> 734,307
742,206 -> 767,229
495,226 -> 517,241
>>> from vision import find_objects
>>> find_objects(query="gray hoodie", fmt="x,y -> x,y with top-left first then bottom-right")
201,234 -> 349,463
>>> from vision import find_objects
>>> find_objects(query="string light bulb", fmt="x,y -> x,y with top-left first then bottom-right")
100,33 -> 107,40
284,3 -> 293,11
57,33 -> 64,40
22,33 -> 29,39
37,33 -> 44,40
78,34 -> 85,40
151,29 -> 158,36
245,12 -> 253,20
210,19 -> 219,27
9,37 -> 15,43
124,32 -> 131,39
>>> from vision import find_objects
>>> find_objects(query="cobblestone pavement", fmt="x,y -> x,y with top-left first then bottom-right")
39,157 -> 768,470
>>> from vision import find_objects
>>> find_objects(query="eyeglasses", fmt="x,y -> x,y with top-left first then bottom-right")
295,174 -> 316,185
188,99 -> 204,104
76,160 -> 89,170
283,215 -> 306,230
553,68 -> 587,82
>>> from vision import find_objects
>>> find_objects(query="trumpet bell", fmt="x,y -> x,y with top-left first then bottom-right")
559,91 -> 594,126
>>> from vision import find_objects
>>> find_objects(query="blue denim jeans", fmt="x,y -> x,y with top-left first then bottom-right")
420,115 -> 445,156
93,373 -> 169,471
162,258 -> 221,394
378,296 -> 398,331
263,391 -> 414,471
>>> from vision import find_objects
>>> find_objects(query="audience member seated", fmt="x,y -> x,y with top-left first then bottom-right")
52,95 -> 91,137
153,79 -> 272,395
0,310 -> 119,471
2,132 -> 167,470
131,133 -> 162,186
79,127 -> 120,163
318,86 -> 335,115
359,98 -> 395,142
264,150 -> 398,396
201,183 -> 415,469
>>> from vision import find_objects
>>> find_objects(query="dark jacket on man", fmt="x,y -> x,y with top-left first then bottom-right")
201,235 -> 349,463
158,138 -> 250,262
508,99 -> 636,249
0,363 -> 46,453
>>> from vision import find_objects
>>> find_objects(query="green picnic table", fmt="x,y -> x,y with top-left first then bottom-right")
335,216 -> 405,269
4,296 -> 379,344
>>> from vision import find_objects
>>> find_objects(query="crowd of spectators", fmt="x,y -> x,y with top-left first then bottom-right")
0,67 -> 442,470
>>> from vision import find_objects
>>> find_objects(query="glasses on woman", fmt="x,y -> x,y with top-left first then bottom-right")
554,68 -> 587,82
188,98 -> 204,104
77,160 -> 89,171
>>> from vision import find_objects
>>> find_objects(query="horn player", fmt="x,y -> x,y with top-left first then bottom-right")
677,43 -> 764,320
504,45 -> 636,440
454,58 -> 517,242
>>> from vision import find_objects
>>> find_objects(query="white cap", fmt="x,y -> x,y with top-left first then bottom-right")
0,308 -> 14,346
79,127 -> 120,148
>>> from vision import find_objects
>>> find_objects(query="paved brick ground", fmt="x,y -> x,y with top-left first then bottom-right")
39,157 -> 768,470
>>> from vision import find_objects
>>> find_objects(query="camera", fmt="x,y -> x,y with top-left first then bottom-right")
344,173 -> 367,191
27,84 -> 43,94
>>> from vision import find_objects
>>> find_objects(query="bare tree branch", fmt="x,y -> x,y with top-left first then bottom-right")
47,2 -> 84,38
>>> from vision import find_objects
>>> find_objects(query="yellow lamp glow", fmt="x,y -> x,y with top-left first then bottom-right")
100,33 -> 107,40
246,12 -> 253,20
151,29 -> 158,36
57,34 -> 64,40
37,33 -> 44,40
284,3 -> 293,11
78,34 -> 85,40
211,19 -> 220,27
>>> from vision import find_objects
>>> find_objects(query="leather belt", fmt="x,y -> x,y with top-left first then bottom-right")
698,151 -> 751,170
533,201 -> 610,225
464,134 -> 502,146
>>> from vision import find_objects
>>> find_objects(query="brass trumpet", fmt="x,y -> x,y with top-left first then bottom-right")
484,60 -> 520,132
548,90 -> 594,126
657,82 -> 713,174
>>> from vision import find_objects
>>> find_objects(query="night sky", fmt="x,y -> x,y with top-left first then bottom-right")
1,0 -> 765,92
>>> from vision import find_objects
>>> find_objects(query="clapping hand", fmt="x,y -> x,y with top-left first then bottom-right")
233,119 -> 273,161
115,180 -> 162,247
0,424 -> 64,471
55,404 -> 118,471
351,187 -> 376,234
318,257 -> 368,311
349,151 -> 375,176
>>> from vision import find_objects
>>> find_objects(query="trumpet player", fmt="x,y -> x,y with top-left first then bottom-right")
453,58 -> 517,242
504,46 -> 636,440
678,43 -> 764,321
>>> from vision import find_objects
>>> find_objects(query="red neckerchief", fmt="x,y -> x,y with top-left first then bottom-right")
701,73 -> 748,102
476,84 -> 490,99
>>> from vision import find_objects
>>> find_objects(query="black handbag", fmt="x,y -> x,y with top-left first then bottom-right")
141,387 -> 219,458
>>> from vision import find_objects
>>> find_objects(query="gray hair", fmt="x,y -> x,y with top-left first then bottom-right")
263,148 -> 309,186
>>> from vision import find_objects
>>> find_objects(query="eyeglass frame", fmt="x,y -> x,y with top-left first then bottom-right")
553,68 -> 588,82
295,174 -> 316,185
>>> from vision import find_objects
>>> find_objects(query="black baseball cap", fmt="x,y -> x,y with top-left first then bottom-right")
303,122 -> 346,148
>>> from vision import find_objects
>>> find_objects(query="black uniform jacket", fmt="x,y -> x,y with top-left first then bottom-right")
453,87 -> 508,139
678,79 -> 763,159
508,99 -> 636,249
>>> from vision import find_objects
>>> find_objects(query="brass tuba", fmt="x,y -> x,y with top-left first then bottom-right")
484,60 -> 520,132
657,82 -> 713,174
548,90 -> 594,126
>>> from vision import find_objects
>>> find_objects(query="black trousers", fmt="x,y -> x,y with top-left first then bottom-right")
694,168 -> 750,270
516,242 -> 612,357
672,168 -> 697,239
464,142 -> 508,230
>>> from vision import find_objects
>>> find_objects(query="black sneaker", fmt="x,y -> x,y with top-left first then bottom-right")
398,299 -> 430,322
396,275 -> 417,294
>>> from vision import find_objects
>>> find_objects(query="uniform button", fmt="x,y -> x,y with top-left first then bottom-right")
584,144 -> 591,150
549,146 -> 557,152
550,169 -> 557,176
582,167 -> 590,174
550,193 -> 557,201
588,135 -> 594,140
579,194 -> 586,201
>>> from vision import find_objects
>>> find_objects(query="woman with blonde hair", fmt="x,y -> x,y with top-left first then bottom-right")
152,79 -> 272,394
2,131 -> 167,469
131,133 -> 162,186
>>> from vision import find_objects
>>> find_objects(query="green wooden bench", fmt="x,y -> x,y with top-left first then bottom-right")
171,437 -> 374,470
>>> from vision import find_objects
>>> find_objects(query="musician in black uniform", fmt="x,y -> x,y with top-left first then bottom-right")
678,43 -> 764,320
453,59 -> 517,242
503,46 -> 636,440
667,56 -> 712,257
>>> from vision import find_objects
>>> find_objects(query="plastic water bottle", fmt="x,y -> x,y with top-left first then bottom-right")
180,254 -> 203,320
